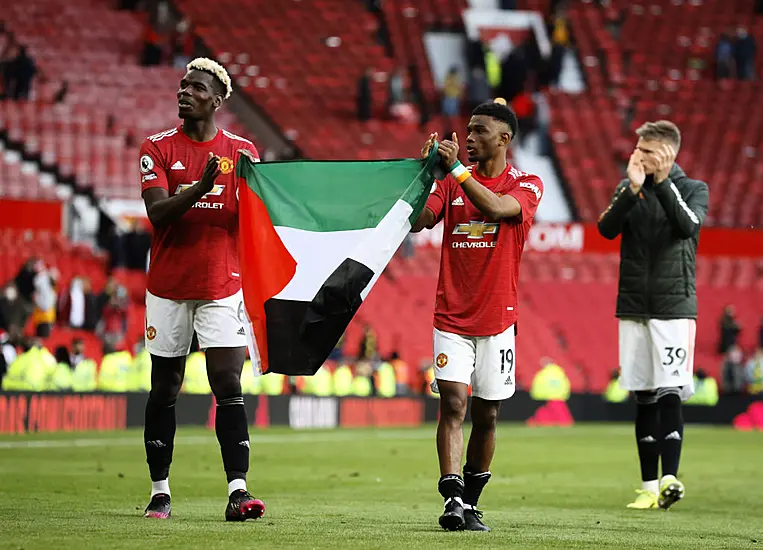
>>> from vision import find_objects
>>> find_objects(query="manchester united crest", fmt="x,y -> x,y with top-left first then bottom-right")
218,156 -> 234,174
146,326 -> 157,341
436,353 -> 448,368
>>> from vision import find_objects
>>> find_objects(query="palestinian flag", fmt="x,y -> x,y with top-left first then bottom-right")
237,149 -> 438,376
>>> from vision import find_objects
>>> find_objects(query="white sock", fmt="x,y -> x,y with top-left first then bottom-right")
228,478 -> 247,496
151,479 -> 170,498
642,480 -> 659,495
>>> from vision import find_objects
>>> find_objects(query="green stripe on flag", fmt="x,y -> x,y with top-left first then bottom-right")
238,148 -> 439,232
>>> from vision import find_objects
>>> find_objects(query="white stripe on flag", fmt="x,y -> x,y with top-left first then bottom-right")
349,200 -> 413,300
274,227 -> 375,302
273,200 -> 414,303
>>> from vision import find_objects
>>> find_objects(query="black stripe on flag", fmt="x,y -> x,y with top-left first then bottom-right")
264,258 -> 374,375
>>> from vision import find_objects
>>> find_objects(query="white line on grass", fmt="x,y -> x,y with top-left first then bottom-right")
0,425 -> 632,450
0,430 -> 433,450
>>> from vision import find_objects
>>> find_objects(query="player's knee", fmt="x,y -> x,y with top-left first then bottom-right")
440,392 -> 468,421
208,368 -> 242,398
471,401 -> 500,431
149,380 -> 181,404
634,390 -> 658,405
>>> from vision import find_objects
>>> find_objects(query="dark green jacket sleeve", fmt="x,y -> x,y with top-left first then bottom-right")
653,179 -> 709,239
597,180 -> 639,240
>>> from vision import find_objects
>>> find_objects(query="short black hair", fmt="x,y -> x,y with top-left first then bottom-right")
472,101 -> 519,138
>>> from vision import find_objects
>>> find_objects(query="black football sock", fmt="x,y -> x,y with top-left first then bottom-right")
215,395 -> 250,482
144,396 -> 176,482
438,474 -> 465,502
635,401 -> 660,483
658,393 -> 684,477
463,465 -> 491,508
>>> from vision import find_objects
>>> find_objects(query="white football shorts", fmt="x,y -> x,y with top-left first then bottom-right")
432,325 -> 517,401
619,318 -> 696,400
145,289 -> 248,357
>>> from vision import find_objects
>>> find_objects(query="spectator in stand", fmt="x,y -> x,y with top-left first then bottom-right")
14,258 -> 38,313
71,337 -> 86,367
715,32 -> 735,80
0,283 -> 27,334
81,278 -> 100,331
98,286 -> 129,353
171,18 -> 193,69
54,345 -> 71,367
547,9 -> 571,87
511,89 -> 536,147
358,324 -> 378,362
4,45 -> 37,100
467,67 -> 491,112
718,305 -> 741,354
533,90 -> 552,156
745,347 -> 763,395
441,67 -> 464,117
357,67 -> 373,122
721,346 -> 746,394
61,276 -> 87,330
733,27 -> 757,80
141,24 -> 164,67
32,266 -> 58,338
387,66 -> 407,112
98,276 -> 117,316
124,220 -> 152,270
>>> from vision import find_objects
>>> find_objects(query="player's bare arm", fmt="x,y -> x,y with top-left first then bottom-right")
438,133 -> 521,220
143,152 -> 222,228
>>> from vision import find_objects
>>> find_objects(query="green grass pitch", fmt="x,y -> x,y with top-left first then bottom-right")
0,425 -> 760,549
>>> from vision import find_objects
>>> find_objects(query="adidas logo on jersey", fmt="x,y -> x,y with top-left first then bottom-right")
451,196 -> 464,206
171,160 -> 186,170
237,327 -> 245,336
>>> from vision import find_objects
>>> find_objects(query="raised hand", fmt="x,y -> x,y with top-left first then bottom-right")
198,152 -> 222,194
421,132 -> 438,158
653,143 -> 676,184
626,149 -> 646,193
437,132 -> 460,168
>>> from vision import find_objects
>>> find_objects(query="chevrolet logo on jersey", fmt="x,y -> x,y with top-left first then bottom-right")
175,183 -> 225,198
452,221 -> 499,239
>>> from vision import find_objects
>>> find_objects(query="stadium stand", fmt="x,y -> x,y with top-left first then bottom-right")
1,0 -> 256,200
173,0 -> 446,160
555,0 -> 763,226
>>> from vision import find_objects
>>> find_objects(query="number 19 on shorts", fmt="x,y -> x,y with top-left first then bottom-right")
500,349 -> 514,386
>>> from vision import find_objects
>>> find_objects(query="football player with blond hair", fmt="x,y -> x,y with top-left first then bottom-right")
139,57 -> 264,521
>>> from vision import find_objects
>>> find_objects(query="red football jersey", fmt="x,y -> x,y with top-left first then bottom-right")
425,164 -> 543,336
139,126 -> 259,300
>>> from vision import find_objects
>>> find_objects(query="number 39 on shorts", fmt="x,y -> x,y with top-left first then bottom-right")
662,347 -> 687,367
